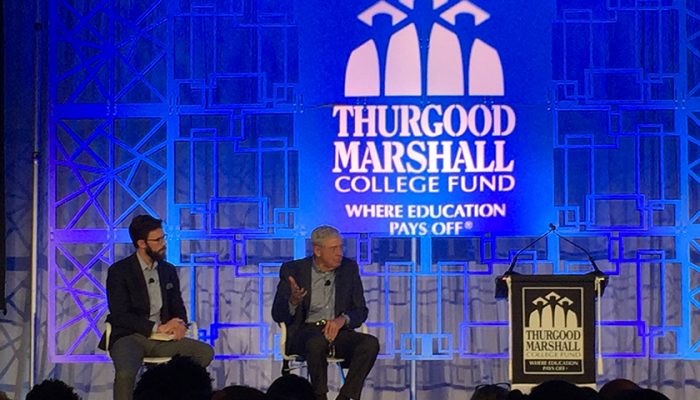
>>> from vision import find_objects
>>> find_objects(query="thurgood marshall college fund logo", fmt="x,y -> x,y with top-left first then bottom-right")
324,0 -> 522,236
522,288 -> 584,374
345,0 -> 504,97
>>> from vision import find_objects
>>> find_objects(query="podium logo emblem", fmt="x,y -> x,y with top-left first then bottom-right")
521,287 -> 585,374
344,0 -> 505,97
527,290 -> 581,329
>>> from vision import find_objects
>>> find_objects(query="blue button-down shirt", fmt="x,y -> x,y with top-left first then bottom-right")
137,253 -> 162,331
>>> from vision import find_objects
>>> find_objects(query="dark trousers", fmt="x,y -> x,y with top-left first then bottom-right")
110,334 -> 214,400
290,325 -> 379,399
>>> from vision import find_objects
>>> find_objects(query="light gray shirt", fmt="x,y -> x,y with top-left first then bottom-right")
137,253 -> 162,331
306,262 -> 336,323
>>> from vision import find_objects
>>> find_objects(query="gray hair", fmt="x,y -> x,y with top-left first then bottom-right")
311,225 -> 341,246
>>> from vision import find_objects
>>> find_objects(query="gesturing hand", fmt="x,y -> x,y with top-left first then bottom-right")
288,276 -> 307,306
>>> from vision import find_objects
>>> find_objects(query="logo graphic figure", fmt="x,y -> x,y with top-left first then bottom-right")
345,0 -> 504,97
528,291 -> 580,329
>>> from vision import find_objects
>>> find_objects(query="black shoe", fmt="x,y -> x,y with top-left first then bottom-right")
315,394 -> 328,400
335,394 -> 351,400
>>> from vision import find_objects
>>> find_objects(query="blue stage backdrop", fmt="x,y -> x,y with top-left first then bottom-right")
0,0 -> 693,398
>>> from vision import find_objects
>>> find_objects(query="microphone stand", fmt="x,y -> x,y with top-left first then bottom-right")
505,225 -> 555,275
494,224 -> 610,299
495,225 -> 555,299
549,224 -> 608,296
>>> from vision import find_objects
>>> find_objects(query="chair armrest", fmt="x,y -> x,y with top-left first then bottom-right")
360,323 -> 368,334
104,322 -> 112,352
279,322 -> 289,359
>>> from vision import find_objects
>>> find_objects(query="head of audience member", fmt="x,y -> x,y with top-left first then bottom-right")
470,383 -> 510,400
211,385 -> 268,400
611,389 -> 670,400
0,390 -> 9,400
311,225 -> 343,272
133,356 -> 212,400
599,379 -> 641,400
26,379 -> 81,400
505,389 -> 527,400
528,380 -> 587,400
580,386 -> 600,399
129,214 -> 166,263
267,374 -> 315,400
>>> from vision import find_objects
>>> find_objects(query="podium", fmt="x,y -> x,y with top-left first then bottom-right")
502,274 -> 605,392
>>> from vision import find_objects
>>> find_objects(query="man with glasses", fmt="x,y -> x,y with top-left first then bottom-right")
99,215 -> 214,400
272,226 -> 379,400
470,383 -> 511,400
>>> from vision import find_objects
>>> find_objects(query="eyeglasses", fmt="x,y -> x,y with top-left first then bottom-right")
146,234 -> 167,243
474,383 -> 510,392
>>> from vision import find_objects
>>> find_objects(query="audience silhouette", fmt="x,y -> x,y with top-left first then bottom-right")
21,372 -> 677,400
133,355 -> 212,400
211,385 -> 268,400
267,374 -> 315,400
26,379 -> 82,400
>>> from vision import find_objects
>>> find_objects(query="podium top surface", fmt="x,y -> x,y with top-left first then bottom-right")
508,274 -> 600,284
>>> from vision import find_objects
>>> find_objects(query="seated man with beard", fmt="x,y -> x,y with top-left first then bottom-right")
99,215 -> 214,400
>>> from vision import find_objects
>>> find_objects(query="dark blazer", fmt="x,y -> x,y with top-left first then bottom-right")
98,253 -> 187,350
271,256 -> 368,350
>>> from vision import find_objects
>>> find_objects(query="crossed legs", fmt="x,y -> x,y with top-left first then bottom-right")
110,334 -> 214,400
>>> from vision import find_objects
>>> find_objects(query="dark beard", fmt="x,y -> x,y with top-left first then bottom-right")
146,246 -> 165,262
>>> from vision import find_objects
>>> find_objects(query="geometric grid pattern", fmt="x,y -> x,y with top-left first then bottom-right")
48,0 -> 299,363
48,0 -> 173,362
46,1 -> 699,381
552,0 -> 691,359
684,0 -> 700,357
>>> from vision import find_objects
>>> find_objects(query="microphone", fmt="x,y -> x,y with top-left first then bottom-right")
505,224 -> 556,274
495,224 -> 556,299
148,278 -> 155,284
550,224 -> 608,295
324,280 -> 331,286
